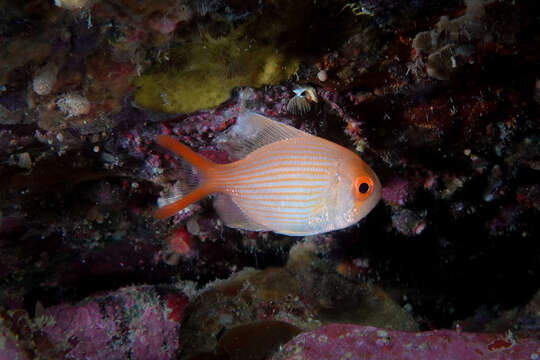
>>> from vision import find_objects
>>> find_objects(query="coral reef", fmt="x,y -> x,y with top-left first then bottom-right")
0,0 -> 538,358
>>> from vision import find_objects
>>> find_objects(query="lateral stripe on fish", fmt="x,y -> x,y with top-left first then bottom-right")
214,157 -> 334,176
215,173 -> 326,185
228,184 -> 323,191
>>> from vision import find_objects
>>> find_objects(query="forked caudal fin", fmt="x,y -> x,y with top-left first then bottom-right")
154,135 -> 216,219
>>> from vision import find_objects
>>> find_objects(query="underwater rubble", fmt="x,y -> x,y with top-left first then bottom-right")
0,0 -> 539,358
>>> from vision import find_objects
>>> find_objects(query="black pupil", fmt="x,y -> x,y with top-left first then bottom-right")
358,182 -> 370,194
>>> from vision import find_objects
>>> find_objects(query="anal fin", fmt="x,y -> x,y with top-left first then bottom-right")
214,194 -> 270,232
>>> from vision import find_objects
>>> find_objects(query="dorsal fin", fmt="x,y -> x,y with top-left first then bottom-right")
216,112 -> 309,159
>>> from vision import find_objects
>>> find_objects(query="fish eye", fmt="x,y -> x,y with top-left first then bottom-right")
358,182 -> 370,194
354,176 -> 374,200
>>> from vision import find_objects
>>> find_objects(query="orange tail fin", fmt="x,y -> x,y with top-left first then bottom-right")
154,135 -> 216,219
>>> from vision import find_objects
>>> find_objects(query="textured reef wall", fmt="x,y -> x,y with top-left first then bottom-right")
0,0 -> 539,359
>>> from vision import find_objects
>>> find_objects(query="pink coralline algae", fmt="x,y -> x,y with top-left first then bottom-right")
273,324 -> 540,360
44,302 -> 122,359
40,286 -> 184,360
381,177 -> 414,207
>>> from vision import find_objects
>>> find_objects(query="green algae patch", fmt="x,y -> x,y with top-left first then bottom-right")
134,31 -> 300,114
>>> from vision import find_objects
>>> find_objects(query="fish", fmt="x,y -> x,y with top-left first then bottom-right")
155,112 -> 381,236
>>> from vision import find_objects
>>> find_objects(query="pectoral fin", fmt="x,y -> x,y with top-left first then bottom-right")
214,194 -> 270,231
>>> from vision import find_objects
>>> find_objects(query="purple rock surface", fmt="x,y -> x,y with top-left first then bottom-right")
0,286 -> 186,360
274,324 -> 540,360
